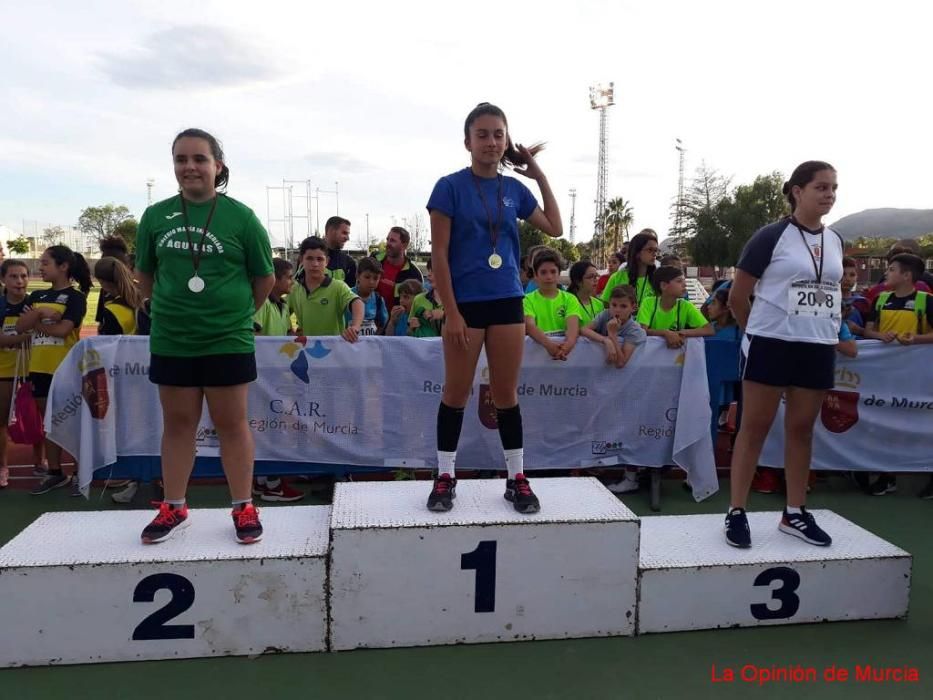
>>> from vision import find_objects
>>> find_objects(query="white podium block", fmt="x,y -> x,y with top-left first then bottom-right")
0,506 -> 330,667
637,510 -> 911,634
329,477 -> 639,650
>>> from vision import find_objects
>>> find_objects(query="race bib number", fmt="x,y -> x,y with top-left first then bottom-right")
32,332 -> 65,347
788,281 -> 840,320
359,320 -> 378,337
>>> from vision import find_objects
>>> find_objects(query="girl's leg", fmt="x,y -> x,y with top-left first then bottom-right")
782,387 -> 826,508
204,384 -> 254,503
437,326 -> 486,476
729,381 -> 784,509
158,386 -> 203,502
485,323 -> 526,478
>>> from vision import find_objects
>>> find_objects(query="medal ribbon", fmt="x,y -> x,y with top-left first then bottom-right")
180,194 -> 219,280
472,174 -> 503,255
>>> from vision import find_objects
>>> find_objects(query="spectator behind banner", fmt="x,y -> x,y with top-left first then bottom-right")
288,236 -> 364,342
568,260 -> 605,326
596,249 -> 626,295
254,258 -> 294,337
706,286 -> 740,341
17,245 -> 91,497
863,254 -> 933,344
409,258 -> 444,337
841,256 -> 866,336
863,240 -> 932,309
387,278 -> 421,336
523,249 -> 582,360
0,260 -> 36,489
601,230 -> 658,307
637,265 -> 713,348
522,243 -> 550,293
580,284 -> 646,369
347,256 -> 388,336
373,226 -> 423,309
94,235 -> 129,326
94,257 -> 141,336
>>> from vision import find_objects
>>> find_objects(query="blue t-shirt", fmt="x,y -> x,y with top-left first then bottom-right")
390,311 -> 409,337
427,168 -> 538,303
838,319 -> 854,342
345,288 -> 388,336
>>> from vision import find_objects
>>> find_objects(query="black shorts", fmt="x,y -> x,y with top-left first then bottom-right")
742,335 -> 836,391
149,353 -> 257,388
28,373 -> 53,399
457,297 -> 524,329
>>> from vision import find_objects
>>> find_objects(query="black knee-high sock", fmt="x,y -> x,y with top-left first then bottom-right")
436,402 -> 465,476
496,404 -> 524,478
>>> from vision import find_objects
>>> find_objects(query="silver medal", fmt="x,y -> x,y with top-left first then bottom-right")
188,275 -> 206,293
814,289 -> 827,304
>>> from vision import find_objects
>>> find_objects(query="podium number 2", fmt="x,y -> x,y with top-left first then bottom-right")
133,573 -> 196,640
750,567 -> 800,620
461,541 -> 497,613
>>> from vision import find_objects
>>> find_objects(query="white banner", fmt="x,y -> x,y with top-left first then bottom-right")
761,342 -> 933,471
48,335 -> 717,500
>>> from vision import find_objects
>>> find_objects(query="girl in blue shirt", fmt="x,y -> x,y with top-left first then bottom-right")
425,103 -> 562,514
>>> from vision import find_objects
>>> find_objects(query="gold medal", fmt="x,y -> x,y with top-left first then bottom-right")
488,253 -> 503,269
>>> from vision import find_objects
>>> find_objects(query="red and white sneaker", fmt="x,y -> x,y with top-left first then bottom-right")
233,503 -> 263,544
141,502 -> 189,544
256,478 -> 305,503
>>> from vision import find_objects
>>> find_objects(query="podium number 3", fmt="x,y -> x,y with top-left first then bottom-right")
133,573 -> 196,640
750,567 -> 800,620
461,541 -> 497,613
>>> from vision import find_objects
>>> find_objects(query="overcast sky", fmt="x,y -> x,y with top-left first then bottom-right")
1,0 -> 930,250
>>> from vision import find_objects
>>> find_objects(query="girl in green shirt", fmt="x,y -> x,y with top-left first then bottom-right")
568,260 -> 604,325
600,229 -> 660,308
135,128 -> 275,546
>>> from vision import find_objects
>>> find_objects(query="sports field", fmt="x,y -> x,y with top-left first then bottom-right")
1,475 -> 930,699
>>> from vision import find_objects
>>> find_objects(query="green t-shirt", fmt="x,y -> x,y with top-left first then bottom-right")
287,277 -> 359,337
600,269 -> 656,307
636,297 -> 708,331
410,290 -> 443,338
136,194 -> 274,357
576,295 -> 605,326
254,298 -> 291,336
523,289 -> 584,334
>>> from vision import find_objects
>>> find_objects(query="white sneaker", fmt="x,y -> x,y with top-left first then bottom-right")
112,481 -> 139,504
607,474 -> 639,494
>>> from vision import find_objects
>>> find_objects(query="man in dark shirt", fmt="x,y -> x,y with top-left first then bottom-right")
323,216 -> 357,288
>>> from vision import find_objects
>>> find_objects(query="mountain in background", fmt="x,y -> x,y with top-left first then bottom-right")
831,208 -> 933,240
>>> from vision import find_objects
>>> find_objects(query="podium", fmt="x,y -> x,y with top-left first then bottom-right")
0,507 -> 330,667
637,510 -> 912,634
328,477 -> 640,650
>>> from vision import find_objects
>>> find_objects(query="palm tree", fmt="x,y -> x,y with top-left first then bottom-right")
602,197 -> 634,260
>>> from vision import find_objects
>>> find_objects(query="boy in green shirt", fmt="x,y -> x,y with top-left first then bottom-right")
287,236 -> 364,341
523,249 -> 583,360
637,265 -> 713,348
254,258 -> 294,336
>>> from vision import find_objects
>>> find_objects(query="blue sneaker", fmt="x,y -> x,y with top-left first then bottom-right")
724,507 -> 751,548
779,508 -> 831,546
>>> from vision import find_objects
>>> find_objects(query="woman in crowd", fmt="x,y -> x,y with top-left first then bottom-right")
725,161 -> 843,548
568,260 -> 604,326
600,230 -> 659,308
135,128 -> 274,544
425,102 -> 562,514
596,250 -> 626,296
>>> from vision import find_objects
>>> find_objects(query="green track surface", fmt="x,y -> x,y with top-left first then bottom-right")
1,476 -> 930,699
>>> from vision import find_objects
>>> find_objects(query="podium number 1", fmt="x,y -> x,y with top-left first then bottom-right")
133,573 -> 196,640
461,541 -> 497,613
750,567 -> 801,620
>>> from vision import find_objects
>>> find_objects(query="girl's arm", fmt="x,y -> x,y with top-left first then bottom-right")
559,316 -> 580,357
37,319 -> 76,339
0,332 -> 30,348
252,275 -> 275,311
137,271 -> 154,301
15,308 -> 41,333
680,323 -> 715,338
430,211 -> 468,347
836,339 -> 858,357
525,317 -> 561,358
727,270 -> 757,329
518,146 -> 562,238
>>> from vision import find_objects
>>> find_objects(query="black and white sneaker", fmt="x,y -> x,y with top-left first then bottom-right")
779,508 -> 832,546
427,473 -> 456,512
30,472 -> 70,495
870,474 -> 896,496
504,474 -> 540,514
724,507 -> 751,548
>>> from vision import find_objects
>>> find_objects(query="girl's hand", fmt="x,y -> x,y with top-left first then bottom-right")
897,332 -> 915,345
443,311 -> 469,349
341,325 -> 361,343
880,331 -> 897,343
544,339 -> 563,360
663,330 -> 684,348
409,316 -> 421,329
513,143 -> 545,181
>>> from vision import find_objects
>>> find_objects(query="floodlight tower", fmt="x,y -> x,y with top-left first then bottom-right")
568,188 -> 577,244
589,82 -> 615,265
674,139 -> 686,253
146,179 -> 155,207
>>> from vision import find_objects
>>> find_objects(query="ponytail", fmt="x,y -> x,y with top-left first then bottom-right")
45,245 -> 93,295
94,257 -> 142,309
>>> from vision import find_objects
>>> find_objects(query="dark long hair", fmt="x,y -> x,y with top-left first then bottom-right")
46,245 -> 92,295
783,161 -> 835,210
568,260 -> 596,295
172,128 -> 229,191
625,230 -> 658,292
464,103 -> 544,170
